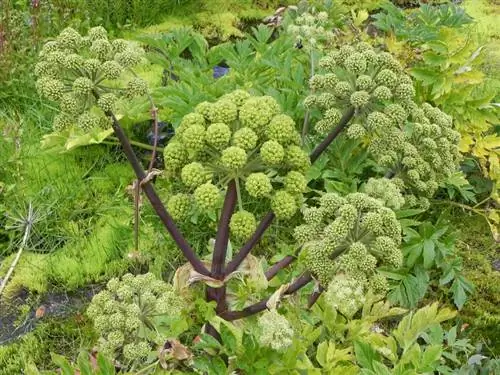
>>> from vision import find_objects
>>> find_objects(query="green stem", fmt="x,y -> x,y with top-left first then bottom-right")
235,177 -> 243,211
301,48 -> 316,144
107,137 -> 164,152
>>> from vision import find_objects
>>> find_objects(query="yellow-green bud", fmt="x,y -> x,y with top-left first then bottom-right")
221,146 -> 247,169
126,77 -> 148,98
194,183 -> 220,211
233,127 -> 258,151
261,140 -> 284,165
167,194 -> 192,221
72,77 -> 94,96
181,162 -> 210,188
206,123 -> 231,150
284,171 -> 307,194
245,173 -> 273,198
230,210 -> 257,240
271,190 -> 298,219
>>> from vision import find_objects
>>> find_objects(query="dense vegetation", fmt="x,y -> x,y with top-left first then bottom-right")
0,0 -> 498,374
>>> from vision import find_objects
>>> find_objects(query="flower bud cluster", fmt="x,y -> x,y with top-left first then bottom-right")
163,92 -> 310,225
287,10 -> 334,50
87,273 -> 183,364
295,191 -> 402,291
257,309 -> 294,351
36,27 -> 146,133
307,42 -> 460,204
324,274 -> 365,318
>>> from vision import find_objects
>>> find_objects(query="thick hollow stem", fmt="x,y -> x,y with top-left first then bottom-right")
219,272 -> 313,321
105,111 -> 210,276
307,286 -> 324,309
265,255 -> 296,280
207,180 -> 237,315
224,212 -> 275,276
211,180 -> 237,278
310,107 -> 355,163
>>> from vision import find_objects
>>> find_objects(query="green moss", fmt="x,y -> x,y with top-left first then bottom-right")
127,0 -> 293,41
454,214 -> 500,355
0,315 -> 96,374
0,253 -> 49,298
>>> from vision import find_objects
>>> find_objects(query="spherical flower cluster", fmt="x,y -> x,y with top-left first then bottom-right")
350,91 -> 370,108
245,173 -> 273,198
194,183 -> 220,211
239,96 -> 280,131
230,210 -> 257,240
87,273 -> 183,364
167,193 -> 192,221
209,99 -> 238,123
257,310 -> 294,351
126,77 -> 148,99
295,192 -> 402,289
97,93 -> 118,113
165,92 -> 309,223
181,162 -> 211,189
36,26 -> 147,133
324,274 -> 365,318
261,140 -> 285,165
306,42 -> 461,204
221,146 -> 247,170
284,171 -> 307,194
206,123 -> 231,150
271,190 -> 299,220
163,142 -> 187,173
233,127 -> 258,151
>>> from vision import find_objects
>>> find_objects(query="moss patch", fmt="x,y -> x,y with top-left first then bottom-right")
0,315 -> 96,374
454,213 -> 499,355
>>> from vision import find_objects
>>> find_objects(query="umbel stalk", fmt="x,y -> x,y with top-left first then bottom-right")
101,99 -> 354,327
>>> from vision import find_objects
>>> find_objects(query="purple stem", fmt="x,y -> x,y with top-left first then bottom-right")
219,272 -> 313,321
224,212 -> 275,276
265,255 -> 296,280
105,110 -> 210,276
207,180 -> 237,314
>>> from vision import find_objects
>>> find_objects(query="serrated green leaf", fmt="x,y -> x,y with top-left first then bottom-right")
371,361 -> 392,375
315,341 -> 327,367
420,345 -> 442,371
354,341 -> 380,371
423,239 -> 436,269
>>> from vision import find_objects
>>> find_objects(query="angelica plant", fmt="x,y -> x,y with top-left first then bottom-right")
305,41 -> 462,208
36,27 -> 462,353
35,26 -> 146,133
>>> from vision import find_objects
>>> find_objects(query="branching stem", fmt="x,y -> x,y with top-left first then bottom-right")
265,255 -> 296,280
219,273 -> 313,321
98,102 -> 210,276
226,107 -> 356,275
